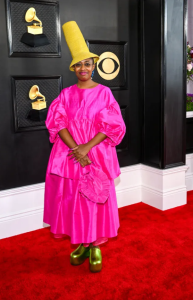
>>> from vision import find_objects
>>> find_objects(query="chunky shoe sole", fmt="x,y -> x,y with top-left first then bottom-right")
70,244 -> 90,266
89,262 -> 102,273
70,250 -> 90,266
89,247 -> 102,272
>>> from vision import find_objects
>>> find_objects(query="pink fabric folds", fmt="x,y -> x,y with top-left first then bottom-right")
83,237 -> 108,247
44,175 -> 120,245
95,102 -> 126,146
45,84 -> 126,180
78,165 -> 110,204
44,84 -> 125,244
45,100 -> 68,143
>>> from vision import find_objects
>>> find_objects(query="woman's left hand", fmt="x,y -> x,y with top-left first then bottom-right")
68,144 -> 91,161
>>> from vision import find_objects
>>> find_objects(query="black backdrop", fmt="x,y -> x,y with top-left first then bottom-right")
142,0 -> 187,169
0,0 -> 142,190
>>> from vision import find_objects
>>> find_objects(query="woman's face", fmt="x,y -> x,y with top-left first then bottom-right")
73,58 -> 95,81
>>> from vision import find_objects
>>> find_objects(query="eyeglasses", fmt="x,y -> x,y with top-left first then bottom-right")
74,62 -> 93,69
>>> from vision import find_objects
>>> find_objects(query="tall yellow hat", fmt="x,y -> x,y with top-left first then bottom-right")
62,21 -> 99,71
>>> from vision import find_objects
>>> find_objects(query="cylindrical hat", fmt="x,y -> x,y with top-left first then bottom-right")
62,21 -> 99,71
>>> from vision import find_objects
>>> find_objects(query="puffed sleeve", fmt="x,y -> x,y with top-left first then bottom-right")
45,93 -> 68,143
95,89 -> 126,146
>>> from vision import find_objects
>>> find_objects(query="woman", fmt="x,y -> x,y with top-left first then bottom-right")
43,21 -> 126,273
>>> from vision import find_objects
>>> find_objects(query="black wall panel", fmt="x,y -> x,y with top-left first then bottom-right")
117,0 -> 142,167
143,0 -> 162,168
142,0 -> 186,169
164,0 -> 186,168
0,0 -> 142,190
186,118 -> 193,154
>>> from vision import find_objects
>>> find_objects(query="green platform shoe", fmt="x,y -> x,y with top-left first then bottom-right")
70,244 -> 90,266
89,246 -> 102,273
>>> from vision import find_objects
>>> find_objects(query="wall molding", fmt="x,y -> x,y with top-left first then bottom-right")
0,182 -> 45,198
186,153 -> 193,191
0,158 -> 191,239
0,206 -> 43,223
141,164 -> 188,210
186,111 -> 193,118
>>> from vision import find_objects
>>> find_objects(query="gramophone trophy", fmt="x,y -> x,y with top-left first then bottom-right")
21,8 -> 49,47
27,85 -> 48,121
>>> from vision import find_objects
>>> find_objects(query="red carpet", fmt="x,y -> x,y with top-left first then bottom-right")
1,193 -> 193,300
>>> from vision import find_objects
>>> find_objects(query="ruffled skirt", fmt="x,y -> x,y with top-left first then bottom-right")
43,173 -> 120,245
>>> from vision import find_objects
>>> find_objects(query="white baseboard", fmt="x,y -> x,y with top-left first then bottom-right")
186,111 -> 193,118
0,207 -> 49,240
0,156 -> 192,239
141,164 -> 188,210
186,154 -> 193,191
116,186 -> 141,208
115,165 -> 141,208
142,185 -> 187,210
0,183 -> 48,239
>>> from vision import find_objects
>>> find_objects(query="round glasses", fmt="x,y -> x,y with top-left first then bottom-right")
74,62 -> 93,69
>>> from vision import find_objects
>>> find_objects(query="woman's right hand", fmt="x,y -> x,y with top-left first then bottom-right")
79,155 -> 92,168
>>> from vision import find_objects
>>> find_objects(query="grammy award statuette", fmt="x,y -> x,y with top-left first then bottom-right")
26,85 -> 48,121
21,8 -> 49,47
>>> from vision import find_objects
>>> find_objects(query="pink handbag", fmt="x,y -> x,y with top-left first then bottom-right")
78,165 -> 110,204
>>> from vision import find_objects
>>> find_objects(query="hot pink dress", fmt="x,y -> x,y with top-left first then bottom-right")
43,84 -> 126,245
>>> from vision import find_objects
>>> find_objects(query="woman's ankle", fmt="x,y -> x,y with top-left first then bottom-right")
89,243 -> 100,249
